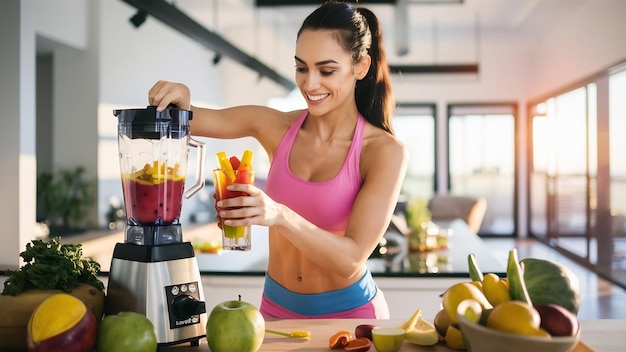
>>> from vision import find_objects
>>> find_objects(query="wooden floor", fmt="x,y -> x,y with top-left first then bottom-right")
482,237 -> 626,320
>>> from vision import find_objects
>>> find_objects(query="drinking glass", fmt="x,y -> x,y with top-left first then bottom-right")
212,168 -> 254,251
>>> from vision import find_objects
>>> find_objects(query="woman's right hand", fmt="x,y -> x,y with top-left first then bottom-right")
148,80 -> 191,111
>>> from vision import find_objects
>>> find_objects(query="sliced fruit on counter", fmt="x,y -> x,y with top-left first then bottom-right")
344,337 -> 372,352
27,293 -> 97,352
354,324 -> 377,340
398,308 -> 439,346
329,330 -> 352,349
371,327 -> 405,352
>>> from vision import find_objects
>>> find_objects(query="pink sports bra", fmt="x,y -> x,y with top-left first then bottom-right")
265,111 -> 364,232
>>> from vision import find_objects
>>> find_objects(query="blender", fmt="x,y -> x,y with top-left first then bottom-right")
105,105 -> 207,347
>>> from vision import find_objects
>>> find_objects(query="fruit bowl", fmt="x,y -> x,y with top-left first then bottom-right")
457,315 -> 580,352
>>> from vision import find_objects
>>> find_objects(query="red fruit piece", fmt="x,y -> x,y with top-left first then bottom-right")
229,156 -> 240,170
355,324 -> 377,340
235,169 -> 251,184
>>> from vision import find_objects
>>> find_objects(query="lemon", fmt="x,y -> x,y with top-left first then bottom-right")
372,327 -> 405,352
404,315 -> 439,346
442,282 -> 493,323
487,300 -> 548,337
444,324 -> 466,350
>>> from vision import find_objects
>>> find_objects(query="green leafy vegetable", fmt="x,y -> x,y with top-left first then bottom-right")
2,236 -> 104,296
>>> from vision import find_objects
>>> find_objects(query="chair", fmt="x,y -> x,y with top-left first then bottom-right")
427,195 -> 487,233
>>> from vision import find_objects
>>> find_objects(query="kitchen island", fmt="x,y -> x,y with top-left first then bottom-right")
163,318 -> 621,351
194,219 -> 505,319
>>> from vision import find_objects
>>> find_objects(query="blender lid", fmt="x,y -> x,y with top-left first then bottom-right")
114,105 -> 193,139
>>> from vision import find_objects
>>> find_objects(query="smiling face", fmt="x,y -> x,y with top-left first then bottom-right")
295,29 -> 370,116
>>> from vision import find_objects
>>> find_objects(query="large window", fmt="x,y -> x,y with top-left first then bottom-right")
448,104 -> 517,235
393,104 -> 436,201
609,68 -> 626,286
529,62 -> 626,289
529,86 -> 597,261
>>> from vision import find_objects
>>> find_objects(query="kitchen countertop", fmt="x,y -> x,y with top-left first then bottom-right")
194,219 -> 506,277
163,318 -> 622,351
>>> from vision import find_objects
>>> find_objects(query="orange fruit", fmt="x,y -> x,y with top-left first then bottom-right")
329,330 -> 352,349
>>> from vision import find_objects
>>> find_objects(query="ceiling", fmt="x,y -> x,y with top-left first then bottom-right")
174,0 -> 580,61
189,0 -> 574,35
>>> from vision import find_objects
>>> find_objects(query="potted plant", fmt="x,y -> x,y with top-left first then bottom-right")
405,197 -> 432,251
37,166 -> 94,235
0,237 -> 105,351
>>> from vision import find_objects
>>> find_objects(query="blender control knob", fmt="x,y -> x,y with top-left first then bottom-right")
172,294 -> 206,319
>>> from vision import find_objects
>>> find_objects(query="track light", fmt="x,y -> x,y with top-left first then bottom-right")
129,10 -> 148,28
212,53 -> 222,66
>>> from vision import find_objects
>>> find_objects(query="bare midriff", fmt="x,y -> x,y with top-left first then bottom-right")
266,228 -> 365,294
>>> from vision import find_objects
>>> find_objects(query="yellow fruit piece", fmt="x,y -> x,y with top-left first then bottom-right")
216,151 -> 236,182
398,308 -> 422,331
444,324 -> 466,350
487,300 -> 549,337
28,294 -> 87,342
239,149 -> 254,169
442,282 -> 493,323
405,315 -> 439,346
469,280 -> 483,292
482,273 -> 511,307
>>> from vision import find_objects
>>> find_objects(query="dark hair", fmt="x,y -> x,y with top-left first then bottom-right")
298,1 -> 395,135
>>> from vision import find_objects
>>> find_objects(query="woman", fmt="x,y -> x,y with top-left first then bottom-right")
149,1 -> 407,319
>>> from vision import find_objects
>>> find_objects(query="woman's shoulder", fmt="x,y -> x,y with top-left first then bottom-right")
361,122 -> 407,168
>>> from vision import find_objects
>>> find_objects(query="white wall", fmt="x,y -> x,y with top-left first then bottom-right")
34,0 -> 87,50
0,0 -> 38,268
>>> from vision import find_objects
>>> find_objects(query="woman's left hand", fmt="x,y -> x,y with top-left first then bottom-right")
215,184 -> 284,228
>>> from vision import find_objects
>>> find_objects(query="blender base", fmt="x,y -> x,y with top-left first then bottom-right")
105,242 -> 207,346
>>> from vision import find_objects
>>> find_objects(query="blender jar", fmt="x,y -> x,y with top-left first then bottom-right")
114,106 -> 205,245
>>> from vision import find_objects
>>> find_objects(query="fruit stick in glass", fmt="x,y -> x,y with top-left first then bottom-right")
213,150 -> 255,251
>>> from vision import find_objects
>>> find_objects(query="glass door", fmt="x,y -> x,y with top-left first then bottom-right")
609,69 -> 626,286
393,104 -> 436,200
448,104 -> 517,235
529,85 -> 597,263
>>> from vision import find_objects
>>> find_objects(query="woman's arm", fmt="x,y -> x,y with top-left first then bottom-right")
148,80 -> 297,150
220,132 -> 408,279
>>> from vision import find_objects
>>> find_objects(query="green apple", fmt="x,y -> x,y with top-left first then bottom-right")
96,312 -> 157,352
206,296 -> 265,352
